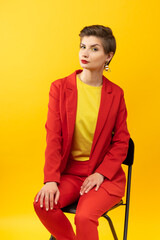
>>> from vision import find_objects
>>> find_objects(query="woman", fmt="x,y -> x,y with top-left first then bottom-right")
33,25 -> 130,240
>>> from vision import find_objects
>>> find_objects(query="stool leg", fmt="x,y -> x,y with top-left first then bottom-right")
103,215 -> 118,240
49,235 -> 56,240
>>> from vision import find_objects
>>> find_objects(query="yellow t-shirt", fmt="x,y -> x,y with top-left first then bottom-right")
70,75 -> 102,161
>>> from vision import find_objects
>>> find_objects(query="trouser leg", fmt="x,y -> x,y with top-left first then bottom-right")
33,174 -> 83,240
34,202 -> 75,240
75,187 -> 121,240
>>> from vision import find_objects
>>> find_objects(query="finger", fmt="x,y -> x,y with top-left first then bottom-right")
49,192 -> 54,210
82,181 -> 91,191
80,188 -> 84,195
39,192 -> 45,208
80,184 -> 88,195
80,179 -> 90,193
81,178 -> 89,188
35,192 -> 40,203
84,185 -> 93,193
80,182 -> 93,195
45,193 -> 49,211
95,184 -> 100,191
55,190 -> 60,204
84,180 -> 97,193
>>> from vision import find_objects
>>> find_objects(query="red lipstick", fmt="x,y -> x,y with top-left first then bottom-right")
81,60 -> 89,64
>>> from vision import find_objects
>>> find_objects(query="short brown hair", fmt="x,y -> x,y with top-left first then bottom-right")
79,25 -> 116,64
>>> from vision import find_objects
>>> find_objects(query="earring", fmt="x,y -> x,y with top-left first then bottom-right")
104,61 -> 111,72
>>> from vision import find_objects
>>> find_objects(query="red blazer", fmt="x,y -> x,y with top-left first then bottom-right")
44,69 -> 130,197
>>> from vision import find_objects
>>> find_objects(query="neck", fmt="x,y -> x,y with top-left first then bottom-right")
78,68 -> 104,87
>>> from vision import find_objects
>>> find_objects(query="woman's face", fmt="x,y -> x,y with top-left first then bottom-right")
79,36 -> 113,72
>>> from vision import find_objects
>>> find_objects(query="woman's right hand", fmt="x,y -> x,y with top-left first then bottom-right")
35,182 -> 60,211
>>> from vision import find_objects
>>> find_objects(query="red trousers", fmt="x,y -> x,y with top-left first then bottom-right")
33,160 -> 121,240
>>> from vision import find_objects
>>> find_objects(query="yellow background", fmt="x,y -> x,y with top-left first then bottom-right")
0,0 -> 160,239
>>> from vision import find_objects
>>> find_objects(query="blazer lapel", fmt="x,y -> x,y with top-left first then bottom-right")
65,69 -> 82,145
90,76 -> 114,158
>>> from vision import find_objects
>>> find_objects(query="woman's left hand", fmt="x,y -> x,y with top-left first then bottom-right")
80,173 -> 105,195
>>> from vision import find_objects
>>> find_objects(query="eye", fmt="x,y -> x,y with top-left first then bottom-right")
91,47 -> 98,51
80,45 -> 86,49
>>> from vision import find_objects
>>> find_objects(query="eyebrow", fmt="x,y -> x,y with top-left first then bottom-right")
80,43 -> 101,47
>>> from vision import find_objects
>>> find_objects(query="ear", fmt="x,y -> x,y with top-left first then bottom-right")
105,52 -> 114,62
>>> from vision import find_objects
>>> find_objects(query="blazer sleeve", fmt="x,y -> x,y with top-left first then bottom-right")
95,90 -> 130,180
43,81 -> 62,184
